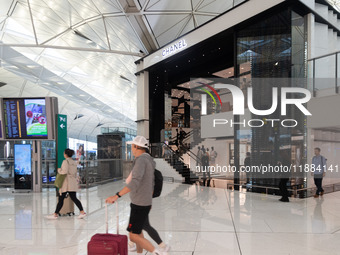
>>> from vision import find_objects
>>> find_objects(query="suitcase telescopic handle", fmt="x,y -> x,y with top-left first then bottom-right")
105,202 -> 119,234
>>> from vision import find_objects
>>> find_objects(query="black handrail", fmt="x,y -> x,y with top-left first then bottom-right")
162,140 -> 201,167
161,141 -> 184,161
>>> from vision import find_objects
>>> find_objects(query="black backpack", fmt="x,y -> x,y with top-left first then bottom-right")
153,169 -> 163,198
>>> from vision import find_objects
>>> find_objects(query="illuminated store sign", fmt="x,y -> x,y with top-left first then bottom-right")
162,39 -> 187,57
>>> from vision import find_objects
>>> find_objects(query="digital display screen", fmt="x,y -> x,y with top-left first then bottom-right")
3,98 -> 48,139
24,99 -> 47,137
14,144 -> 32,176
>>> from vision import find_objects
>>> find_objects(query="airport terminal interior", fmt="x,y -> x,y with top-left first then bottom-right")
1,0 -> 340,254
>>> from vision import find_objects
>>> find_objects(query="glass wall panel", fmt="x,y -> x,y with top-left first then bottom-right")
236,10 -> 306,189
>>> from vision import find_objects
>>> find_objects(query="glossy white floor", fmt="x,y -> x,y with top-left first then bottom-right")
1,181 -> 340,255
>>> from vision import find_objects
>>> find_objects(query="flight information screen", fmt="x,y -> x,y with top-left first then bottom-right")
3,98 -> 48,139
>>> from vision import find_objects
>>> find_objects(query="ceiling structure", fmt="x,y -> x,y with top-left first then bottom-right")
327,0 -> 340,12
0,0 -> 246,141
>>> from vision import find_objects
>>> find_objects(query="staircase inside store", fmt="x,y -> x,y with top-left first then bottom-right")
165,156 -> 198,184
157,134 -> 199,184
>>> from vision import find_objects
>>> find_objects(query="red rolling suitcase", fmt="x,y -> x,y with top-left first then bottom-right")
88,203 -> 128,255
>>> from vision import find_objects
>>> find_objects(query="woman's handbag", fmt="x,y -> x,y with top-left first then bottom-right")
54,173 -> 67,188
55,160 -> 70,188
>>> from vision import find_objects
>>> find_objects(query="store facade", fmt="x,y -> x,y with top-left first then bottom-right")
135,0 -> 340,192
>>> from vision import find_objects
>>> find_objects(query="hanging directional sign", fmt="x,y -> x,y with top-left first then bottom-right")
57,114 -> 67,168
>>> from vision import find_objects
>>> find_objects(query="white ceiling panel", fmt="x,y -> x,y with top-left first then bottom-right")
76,21 -> 109,50
197,0 -> 234,14
146,0 -> 192,11
195,14 -> 216,27
179,16 -> 195,37
151,15 -> 191,46
192,0 -> 204,10
66,0 -> 101,19
92,0 -> 122,13
146,14 -> 189,38
105,16 -> 146,52
137,0 -> 146,9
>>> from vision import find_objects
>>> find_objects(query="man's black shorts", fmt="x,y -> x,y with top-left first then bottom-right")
127,203 -> 151,234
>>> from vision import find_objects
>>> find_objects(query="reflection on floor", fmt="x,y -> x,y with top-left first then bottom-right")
1,181 -> 340,254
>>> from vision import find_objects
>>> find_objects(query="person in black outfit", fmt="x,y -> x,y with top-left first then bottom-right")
278,150 -> 291,202
178,127 -> 187,152
244,152 -> 251,184
179,127 -> 186,141
201,148 -> 210,186
175,128 -> 179,143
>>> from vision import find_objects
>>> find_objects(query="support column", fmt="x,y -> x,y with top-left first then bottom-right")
307,13 -> 315,77
136,61 -> 150,139
32,140 -> 42,192
306,13 -> 315,191
234,32 -> 240,190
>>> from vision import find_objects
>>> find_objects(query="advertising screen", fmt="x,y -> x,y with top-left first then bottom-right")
14,144 -> 32,190
24,99 -> 47,137
14,144 -> 32,175
3,98 -> 48,139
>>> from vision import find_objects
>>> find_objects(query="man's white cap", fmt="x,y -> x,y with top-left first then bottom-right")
126,136 -> 149,148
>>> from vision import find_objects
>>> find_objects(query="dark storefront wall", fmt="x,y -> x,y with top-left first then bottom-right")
236,9 -> 307,187
148,29 -> 235,143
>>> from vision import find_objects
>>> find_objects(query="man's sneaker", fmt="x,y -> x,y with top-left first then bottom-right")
45,214 -> 58,220
159,244 -> 171,252
314,194 -> 319,198
153,250 -> 168,255
78,212 -> 87,219
128,242 -> 137,252
321,191 -> 324,196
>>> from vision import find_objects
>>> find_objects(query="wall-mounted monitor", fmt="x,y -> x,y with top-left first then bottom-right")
1,97 -> 58,140
0,120 -> 2,140
0,101 -> 3,140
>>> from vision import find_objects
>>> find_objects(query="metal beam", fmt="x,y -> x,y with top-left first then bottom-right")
102,16 -> 111,50
142,0 -> 151,11
27,0 -> 38,45
40,13 -> 125,45
0,44 -> 144,57
119,0 -> 158,52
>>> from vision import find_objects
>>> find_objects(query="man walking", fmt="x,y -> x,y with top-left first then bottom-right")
106,136 -> 167,255
312,147 -> 327,198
